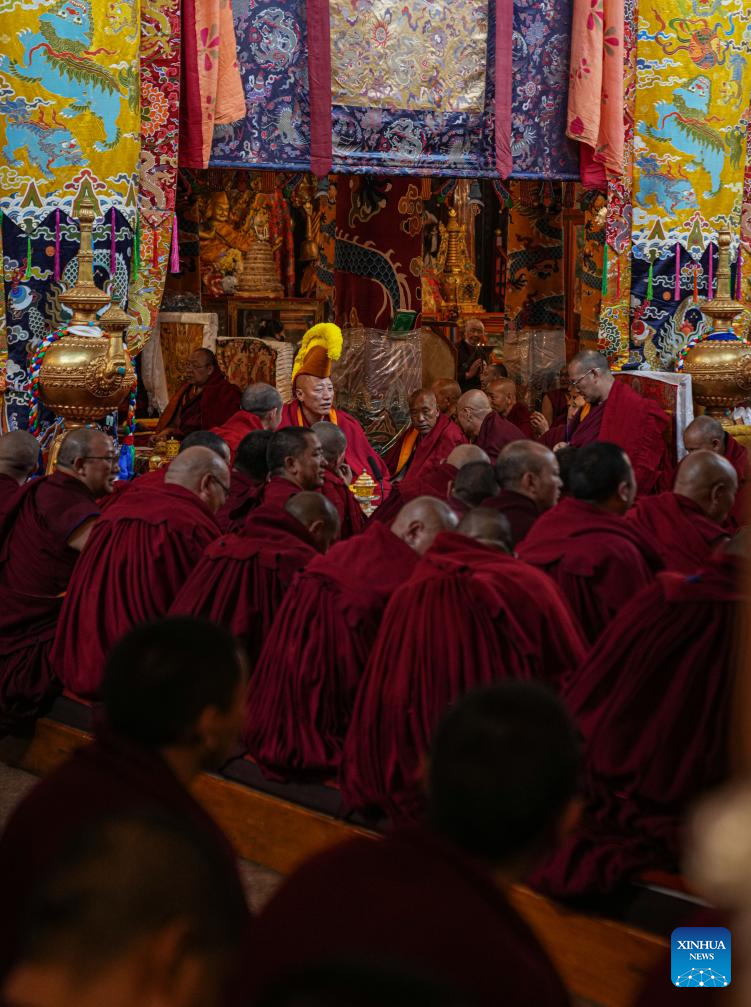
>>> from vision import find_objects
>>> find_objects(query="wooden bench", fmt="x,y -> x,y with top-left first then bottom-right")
1,716 -> 668,1007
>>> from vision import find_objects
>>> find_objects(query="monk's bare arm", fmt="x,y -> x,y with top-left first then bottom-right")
67,517 -> 98,552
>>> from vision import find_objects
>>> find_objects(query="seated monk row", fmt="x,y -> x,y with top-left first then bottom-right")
0,428 -> 116,729
339,510 -> 586,822
532,534 -> 747,902
51,447 -> 231,697
683,414 -> 749,529
244,497 -> 458,779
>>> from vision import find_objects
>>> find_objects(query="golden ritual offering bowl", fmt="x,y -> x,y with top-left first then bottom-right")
350,469 -> 378,516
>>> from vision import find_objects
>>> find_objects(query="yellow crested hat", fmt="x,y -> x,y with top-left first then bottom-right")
291,323 -> 343,387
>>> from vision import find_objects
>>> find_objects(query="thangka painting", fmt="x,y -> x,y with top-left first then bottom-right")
330,0 -> 497,176
632,3 -> 751,262
505,181 -> 565,329
210,0 -> 311,172
0,0 -> 140,428
510,0 -> 579,179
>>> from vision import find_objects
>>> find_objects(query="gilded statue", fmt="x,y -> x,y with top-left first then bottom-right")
198,191 -> 256,275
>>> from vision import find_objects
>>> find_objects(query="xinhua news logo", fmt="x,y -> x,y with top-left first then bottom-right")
671,927 -> 731,988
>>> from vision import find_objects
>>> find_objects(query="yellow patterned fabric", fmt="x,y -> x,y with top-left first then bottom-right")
632,1 -> 751,259
330,0 -> 488,113
0,0 -> 140,227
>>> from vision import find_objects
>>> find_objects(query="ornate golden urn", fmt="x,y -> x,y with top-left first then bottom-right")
39,189 -> 136,469
681,228 -> 751,424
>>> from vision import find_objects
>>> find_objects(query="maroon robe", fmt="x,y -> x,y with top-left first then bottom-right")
320,468 -> 365,538
550,380 -> 672,496
0,472 -> 22,526
216,469 -> 264,533
340,533 -> 586,822
251,474 -> 304,517
628,492 -> 728,574
519,498 -> 662,644
0,728 -> 249,980
507,402 -> 534,438
51,483 -> 219,697
0,472 -> 99,728
98,467 -> 165,511
531,554 -> 743,900
210,409 -> 263,463
383,413 -> 466,483
474,410 -> 525,462
243,522 -> 419,779
544,388 -> 569,426
156,366 -> 241,437
724,433 -> 750,529
170,508 -> 318,668
280,400 -> 391,499
249,826 -> 570,1007
480,489 -> 541,546
371,462 -> 459,527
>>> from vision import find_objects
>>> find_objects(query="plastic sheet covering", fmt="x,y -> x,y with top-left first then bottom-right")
502,329 -> 566,409
332,328 -> 422,451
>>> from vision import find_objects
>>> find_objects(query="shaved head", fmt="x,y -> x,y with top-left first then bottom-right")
0,430 -> 39,483
485,378 -> 517,416
457,507 -> 513,552
496,440 -> 562,511
57,428 -> 117,497
431,379 -> 462,416
311,421 -> 347,466
179,430 -> 230,464
165,446 -> 230,513
451,461 -> 499,507
456,390 -> 493,439
391,495 -> 458,555
57,427 -> 110,469
569,350 -> 610,374
674,449 -> 738,524
683,415 -> 726,455
447,444 -> 490,468
284,491 -> 340,552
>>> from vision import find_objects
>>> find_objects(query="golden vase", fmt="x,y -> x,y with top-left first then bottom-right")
681,228 -> 751,424
38,190 -> 136,469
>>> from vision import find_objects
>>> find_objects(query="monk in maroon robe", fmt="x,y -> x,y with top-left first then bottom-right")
0,429 -> 116,729
280,323 -> 391,497
628,450 -> 736,574
311,421 -> 366,538
456,389 -> 525,462
431,378 -> 462,419
447,460 -> 499,516
486,378 -> 534,437
371,444 -> 489,526
532,544 -> 745,901
210,382 -> 282,463
243,498 -> 457,779
0,430 -> 39,524
249,685 -> 578,1007
683,414 -> 750,529
0,619 -> 249,981
215,429 -> 273,533
482,441 -> 562,546
51,447 -> 228,697
340,528 -> 586,823
155,348 -> 241,438
249,426 -> 326,519
171,493 -> 339,668
519,442 -> 662,644
383,389 -> 466,484
542,351 -> 672,496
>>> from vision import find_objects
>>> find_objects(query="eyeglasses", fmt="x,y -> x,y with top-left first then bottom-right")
569,368 -> 598,390
82,455 -> 119,466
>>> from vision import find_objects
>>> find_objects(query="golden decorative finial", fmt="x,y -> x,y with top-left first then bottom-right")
60,188 -> 110,323
702,228 -> 746,331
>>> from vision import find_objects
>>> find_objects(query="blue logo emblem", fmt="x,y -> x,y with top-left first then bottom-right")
671,927 -> 731,987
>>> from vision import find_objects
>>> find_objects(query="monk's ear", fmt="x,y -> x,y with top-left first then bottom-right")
295,386 -> 304,403
447,480 -> 455,497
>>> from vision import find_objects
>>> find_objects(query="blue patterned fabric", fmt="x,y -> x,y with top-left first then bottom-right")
2,212 -> 133,431
210,0 -> 311,172
510,0 -> 578,179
